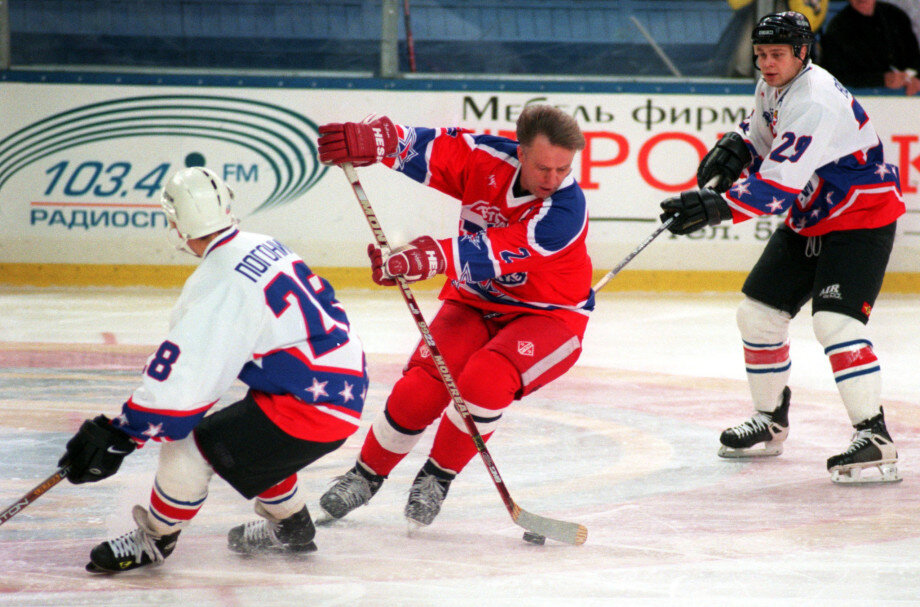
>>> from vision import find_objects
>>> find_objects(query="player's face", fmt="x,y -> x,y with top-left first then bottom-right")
850,0 -> 876,17
518,134 -> 576,199
754,44 -> 805,87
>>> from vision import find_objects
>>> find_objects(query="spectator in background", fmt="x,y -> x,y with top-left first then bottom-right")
881,0 -> 920,49
821,0 -> 920,95
720,0 -> 828,78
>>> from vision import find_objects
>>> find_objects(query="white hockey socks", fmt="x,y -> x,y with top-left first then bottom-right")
813,311 -> 881,425
736,297 -> 792,412
148,436 -> 215,536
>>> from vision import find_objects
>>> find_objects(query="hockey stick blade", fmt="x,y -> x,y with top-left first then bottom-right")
0,467 -> 69,526
514,504 -> 587,545
341,163 -> 587,545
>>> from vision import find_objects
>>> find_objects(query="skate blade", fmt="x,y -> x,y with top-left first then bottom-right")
313,501 -> 349,526
313,511 -> 338,526
830,462 -> 901,484
85,561 -> 118,574
405,517 -> 431,536
718,443 -> 783,458
230,541 -> 318,556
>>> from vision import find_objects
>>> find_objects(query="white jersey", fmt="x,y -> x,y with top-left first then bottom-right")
726,62 -> 904,235
114,227 -> 367,444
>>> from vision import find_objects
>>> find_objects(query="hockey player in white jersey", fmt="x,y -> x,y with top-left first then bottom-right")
57,167 -> 368,572
658,11 -> 904,483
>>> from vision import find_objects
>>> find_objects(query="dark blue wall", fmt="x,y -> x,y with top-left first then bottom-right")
7,0 -> 847,77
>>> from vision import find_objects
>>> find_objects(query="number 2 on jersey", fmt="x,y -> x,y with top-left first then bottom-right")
770,132 -> 812,163
264,261 -> 349,357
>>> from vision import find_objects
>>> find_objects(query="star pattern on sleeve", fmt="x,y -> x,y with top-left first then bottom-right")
874,163 -> 892,180
338,381 -> 355,404
306,378 -> 329,402
767,197 -> 785,212
142,422 -> 164,438
731,181 -> 751,198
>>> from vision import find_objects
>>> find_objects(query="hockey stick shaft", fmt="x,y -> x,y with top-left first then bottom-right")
0,467 -> 68,525
592,217 -> 673,292
593,177 -> 719,292
341,163 -> 586,545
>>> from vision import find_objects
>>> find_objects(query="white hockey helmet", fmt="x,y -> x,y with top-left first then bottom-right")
160,167 -> 236,241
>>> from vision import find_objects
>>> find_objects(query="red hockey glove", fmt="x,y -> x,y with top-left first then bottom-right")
318,116 -> 398,167
367,236 -> 447,286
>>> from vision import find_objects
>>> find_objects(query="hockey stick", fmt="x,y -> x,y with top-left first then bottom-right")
0,466 -> 69,526
593,177 -> 719,292
592,217 -> 673,292
341,163 -> 587,545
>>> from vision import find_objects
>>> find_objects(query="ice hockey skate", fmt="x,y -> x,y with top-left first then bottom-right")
718,386 -> 791,458
827,410 -> 900,484
319,462 -> 384,520
227,504 -> 317,554
86,505 -> 180,573
404,460 -> 454,528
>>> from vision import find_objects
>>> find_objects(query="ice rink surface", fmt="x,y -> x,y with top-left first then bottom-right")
1,285 -> 919,606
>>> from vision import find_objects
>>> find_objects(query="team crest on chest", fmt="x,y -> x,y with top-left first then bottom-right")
470,201 -> 508,226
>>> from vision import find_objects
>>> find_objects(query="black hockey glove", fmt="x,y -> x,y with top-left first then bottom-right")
58,415 -> 136,484
696,132 -> 752,193
659,188 -> 733,235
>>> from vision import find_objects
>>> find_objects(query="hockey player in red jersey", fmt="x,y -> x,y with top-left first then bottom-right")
658,11 -> 905,483
57,167 -> 368,572
317,105 -> 594,526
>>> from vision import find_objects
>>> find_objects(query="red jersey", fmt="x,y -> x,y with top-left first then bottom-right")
383,125 -> 594,335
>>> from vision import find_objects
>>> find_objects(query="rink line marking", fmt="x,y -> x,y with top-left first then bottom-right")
0,370 -> 138,381
0,400 -> 109,411
0,341 -> 150,353
509,406 -> 674,493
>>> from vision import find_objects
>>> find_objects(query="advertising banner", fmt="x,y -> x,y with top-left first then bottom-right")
1,80 -> 917,277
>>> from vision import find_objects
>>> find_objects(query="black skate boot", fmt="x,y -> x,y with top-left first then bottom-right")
228,504 -> 317,554
319,462 -> 385,520
827,408 -> 900,484
405,459 -> 455,528
86,505 -> 180,573
718,386 -> 791,458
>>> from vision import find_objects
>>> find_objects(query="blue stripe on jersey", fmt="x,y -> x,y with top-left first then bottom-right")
118,403 -> 209,442
456,231 -> 499,281
532,184 -> 588,253
238,351 -> 368,415
470,133 -> 520,157
458,280 -> 595,313
399,126 -> 437,184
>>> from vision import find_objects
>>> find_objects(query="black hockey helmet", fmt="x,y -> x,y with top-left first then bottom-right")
751,11 -> 815,61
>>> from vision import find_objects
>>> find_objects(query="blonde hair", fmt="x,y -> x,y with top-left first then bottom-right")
516,105 -> 585,151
